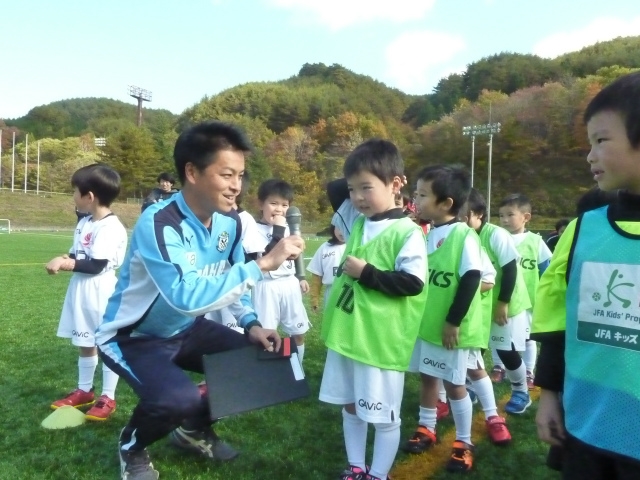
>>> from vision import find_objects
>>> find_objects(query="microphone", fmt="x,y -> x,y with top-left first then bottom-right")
285,206 -> 305,280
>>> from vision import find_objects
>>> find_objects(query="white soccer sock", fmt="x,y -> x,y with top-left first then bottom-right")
369,421 -> 401,480
296,344 -> 305,365
471,376 -> 498,419
505,362 -> 528,393
78,355 -> 98,392
101,364 -> 119,400
437,379 -> 447,403
491,348 -> 505,369
524,340 -> 537,374
449,395 -> 473,445
342,409 -> 368,470
418,406 -> 437,434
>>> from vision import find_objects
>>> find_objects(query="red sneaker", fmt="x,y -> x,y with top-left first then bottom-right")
85,395 -> 116,421
436,399 -> 450,420
486,415 -> 511,445
51,388 -> 95,410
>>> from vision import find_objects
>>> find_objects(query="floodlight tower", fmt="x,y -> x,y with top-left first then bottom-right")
128,85 -> 152,127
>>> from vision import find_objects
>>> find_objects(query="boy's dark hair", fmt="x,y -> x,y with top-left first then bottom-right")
174,121 -> 253,184
499,193 -> 532,213
327,224 -> 344,246
584,71 -> 640,149
555,218 -> 570,232
467,188 -> 488,225
157,172 -> 175,184
71,164 -> 121,207
415,164 -> 470,216
576,187 -> 617,216
343,139 -> 403,184
257,178 -> 294,203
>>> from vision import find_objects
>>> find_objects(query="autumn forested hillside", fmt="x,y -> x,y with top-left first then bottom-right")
2,36 -> 640,222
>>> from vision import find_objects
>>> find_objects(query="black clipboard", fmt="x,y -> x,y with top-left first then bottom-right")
202,338 -> 310,419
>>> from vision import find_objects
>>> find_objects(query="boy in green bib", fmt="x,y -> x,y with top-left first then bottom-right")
465,188 -> 533,415
533,71 -> 640,479
403,165 -> 490,473
320,139 -> 428,480
498,193 -> 552,388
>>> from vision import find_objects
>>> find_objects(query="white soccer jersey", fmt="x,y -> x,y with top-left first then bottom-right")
481,249 -> 497,285
70,214 -> 128,272
238,210 -> 262,255
488,225 -> 520,267
427,223 -> 483,276
254,222 -> 296,279
307,241 -> 346,285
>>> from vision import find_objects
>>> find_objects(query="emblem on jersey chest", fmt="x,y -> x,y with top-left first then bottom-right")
217,231 -> 229,252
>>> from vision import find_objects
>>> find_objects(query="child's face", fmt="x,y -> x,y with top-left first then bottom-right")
466,211 -> 483,231
587,110 -> 640,194
158,179 -> 173,193
260,194 -> 289,225
347,171 -> 398,217
498,205 -> 529,234
334,226 -> 345,243
72,187 -> 94,212
415,179 -> 449,223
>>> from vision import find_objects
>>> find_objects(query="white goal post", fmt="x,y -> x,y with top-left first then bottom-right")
0,219 -> 11,234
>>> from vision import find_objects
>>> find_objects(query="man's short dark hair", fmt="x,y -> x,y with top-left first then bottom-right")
257,178 -> 294,203
71,164 -> 121,207
174,121 -> 253,184
466,188 -> 488,224
555,218 -> 570,232
499,193 -> 532,213
157,172 -> 176,184
415,164 -> 470,216
343,139 -> 404,184
584,71 -> 640,149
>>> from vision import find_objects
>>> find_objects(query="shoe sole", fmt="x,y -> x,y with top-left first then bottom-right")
505,398 -> 532,415
51,401 -> 95,410
85,407 -> 116,421
169,431 -> 240,461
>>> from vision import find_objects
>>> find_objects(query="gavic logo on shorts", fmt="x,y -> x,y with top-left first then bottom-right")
491,336 -> 505,342
296,322 -> 304,328
423,358 -> 446,369
358,399 -> 382,410
72,330 -> 89,338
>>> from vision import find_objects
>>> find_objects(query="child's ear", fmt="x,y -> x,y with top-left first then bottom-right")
392,176 -> 403,193
524,212 -> 532,223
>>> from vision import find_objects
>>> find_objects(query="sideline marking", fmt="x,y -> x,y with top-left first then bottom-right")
391,388 -> 541,480
0,263 -> 45,267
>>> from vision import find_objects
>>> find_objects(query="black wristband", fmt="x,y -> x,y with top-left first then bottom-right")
244,320 -> 262,334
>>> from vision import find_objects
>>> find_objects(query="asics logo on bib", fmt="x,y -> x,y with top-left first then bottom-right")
428,269 -> 454,288
198,260 -> 227,277
519,258 -> 536,270
423,358 -> 446,369
358,399 -> 382,410
491,336 -> 505,342
72,330 -> 89,338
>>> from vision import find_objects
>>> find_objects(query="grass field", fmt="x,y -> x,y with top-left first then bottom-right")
0,232 -> 560,480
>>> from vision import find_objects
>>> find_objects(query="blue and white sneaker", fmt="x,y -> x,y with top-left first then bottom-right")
466,387 -> 478,405
504,391 -> 532,414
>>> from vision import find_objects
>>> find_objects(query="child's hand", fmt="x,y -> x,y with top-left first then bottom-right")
493,301 -> 508,326
271,214 -> 287,227
299,279 -> 310,293
536,389 -> 566,447
341,255 -> 366,279
46,256 -> 66,275
442,323 -> 459,350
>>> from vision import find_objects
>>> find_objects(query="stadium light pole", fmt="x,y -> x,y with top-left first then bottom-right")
485,122 -> 501,221
462,126 -> 478,186
128,85 -> 152,127
24,134 -> 28,193
11,131 -> 15,192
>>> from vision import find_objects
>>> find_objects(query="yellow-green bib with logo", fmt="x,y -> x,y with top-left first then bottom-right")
516,232 -> 542,307
322,216 -> 428,371
419,223 -> 484,348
